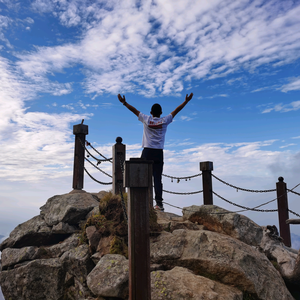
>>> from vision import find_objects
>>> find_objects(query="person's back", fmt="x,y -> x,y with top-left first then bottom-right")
118,93 -> 193,211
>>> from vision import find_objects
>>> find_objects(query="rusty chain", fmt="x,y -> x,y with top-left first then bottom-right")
162,173 -> 202,181
85,157 -> 112,178
163,189 -> 203,195
212,174 -> 276,193
288,209 -> 300,218
86,141 -> 113,163
83,166 -> 113,185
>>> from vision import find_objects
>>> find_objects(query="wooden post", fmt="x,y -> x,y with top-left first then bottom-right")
124,158 -> 152,300
112,137 -> 126,195
200,161 -> 213,205
72,121 -> 88,190
276,177 -> 291,247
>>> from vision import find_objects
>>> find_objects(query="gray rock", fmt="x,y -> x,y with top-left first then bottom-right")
1,246 -> 37,270
40,193 -> 99,226
260,226 -> 297,278
151,229 -> 294,300
0,215 -> 56,250
151,266 -> 243,300
183,205 -> 263,246
87,254 -> 129,298
36,234 -> 80,259
52,222 -> 78,234
0,258 -> 65,300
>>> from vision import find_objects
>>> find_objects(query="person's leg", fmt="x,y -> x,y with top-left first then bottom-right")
141,148 -> 164,210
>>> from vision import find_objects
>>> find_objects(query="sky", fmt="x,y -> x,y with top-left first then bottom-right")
1,0 -> 300,255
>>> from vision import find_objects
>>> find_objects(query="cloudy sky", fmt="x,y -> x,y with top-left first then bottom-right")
1,0 -> 300,250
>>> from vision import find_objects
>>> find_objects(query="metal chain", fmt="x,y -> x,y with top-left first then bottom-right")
212,174 -> 276,193
84,167 -> 113,185
163,189 -> 203,195
162,173 -> 202,181
287,189 -> 300,197
288,209 -> 300,218
85,157 -> 113,178
212,191 -> 278,213
86,141 -> 113,163
117,152 -> 128,223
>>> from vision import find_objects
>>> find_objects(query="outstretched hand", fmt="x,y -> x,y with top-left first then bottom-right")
185,93 -> 193,102
118,94 -> 126,104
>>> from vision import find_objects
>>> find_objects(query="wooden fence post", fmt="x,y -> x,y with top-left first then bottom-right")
200,161 -> 213,205
72,121 -> 88,190
276,177 -> 291,247
112,137 -> 126,195
124,158 -> 152,300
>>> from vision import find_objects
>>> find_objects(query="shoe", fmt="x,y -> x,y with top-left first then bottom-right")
154,205 -> 164,212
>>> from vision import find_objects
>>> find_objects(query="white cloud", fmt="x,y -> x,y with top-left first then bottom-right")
207,94 -> 229,99
14,0 -> 300,97
261,101 -> 300,113
279,77 -> 300,92
180,115 -> 192,121
279,144 -> 296,149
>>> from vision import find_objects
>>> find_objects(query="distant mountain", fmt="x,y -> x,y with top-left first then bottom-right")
0,235 -> 4,243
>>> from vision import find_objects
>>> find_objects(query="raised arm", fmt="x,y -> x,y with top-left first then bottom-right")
171,93 -> 193,118
118,94 -> 140,117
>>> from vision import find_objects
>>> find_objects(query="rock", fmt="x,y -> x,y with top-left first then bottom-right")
156,211 -> 202,232
52,222 -> 78,234
260,226 -> 297,278
151,230 -> 186,261
87,254 -> 129,299
0,258 -> 65,300
0,215 -> 66,250
1,246 -> 37,270
96,235 -> 114,257
151,229 -> 294,300
60,244 -> 95,299
36,234 -> 80,259
40,193 -> 99,226
86,226 -> 101,253
151,266 -> 243,300
184,205 -> 263,246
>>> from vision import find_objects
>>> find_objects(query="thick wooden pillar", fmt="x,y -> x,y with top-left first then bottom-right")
276,177 -> 291,247
112,137 -> 126,195
124,158 -> 152,300
200,161 -> 213,205
72,121 -> 88,190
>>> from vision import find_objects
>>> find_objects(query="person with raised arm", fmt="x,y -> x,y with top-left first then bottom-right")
118,93 -> 193,211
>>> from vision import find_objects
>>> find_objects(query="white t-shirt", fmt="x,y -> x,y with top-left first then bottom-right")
138,112 -> 173,149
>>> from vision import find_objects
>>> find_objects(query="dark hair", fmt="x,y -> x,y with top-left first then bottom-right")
150,103 -> 162,117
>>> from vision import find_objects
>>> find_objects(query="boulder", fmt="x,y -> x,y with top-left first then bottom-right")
0,258 -> 65,300
0,215 -> 65,250
151,266 -> 243,300
260,226 -> 297,278
1,246 -> 37,270
35,234 -> 80,259
87,254 -> 129,299
52,222 -> 78,234
183,205 -> 263,246
156,211 -> 203,232
60,244 -> 95,299
40,193 -> 99,226
151,229 -> 294,300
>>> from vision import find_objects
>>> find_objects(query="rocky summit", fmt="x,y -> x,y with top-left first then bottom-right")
0,191 -> 299,300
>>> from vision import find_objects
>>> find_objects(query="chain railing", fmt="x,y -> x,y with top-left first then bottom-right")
72,124 -> 300,247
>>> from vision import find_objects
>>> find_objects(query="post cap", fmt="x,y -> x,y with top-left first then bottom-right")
116,137 -> 123,144
200,161 -> 213,171
278,176 -> 284,182
124,158 -> 152,187
73,124 -> 88,135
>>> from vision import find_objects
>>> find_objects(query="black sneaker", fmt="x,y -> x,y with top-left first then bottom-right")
154,205 -> 164,212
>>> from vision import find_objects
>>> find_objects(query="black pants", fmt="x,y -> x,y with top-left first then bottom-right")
141,148 -> 163,206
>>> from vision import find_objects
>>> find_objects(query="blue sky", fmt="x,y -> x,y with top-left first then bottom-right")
1,0 -> 300,250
